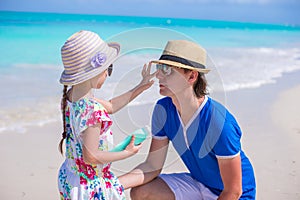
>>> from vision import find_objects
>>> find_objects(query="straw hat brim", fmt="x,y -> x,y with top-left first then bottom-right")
60,42 -> 120,86
151,59 -> 210,74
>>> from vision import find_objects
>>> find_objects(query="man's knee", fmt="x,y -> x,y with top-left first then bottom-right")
130,185 -> 150,200
130,177 -> 174,200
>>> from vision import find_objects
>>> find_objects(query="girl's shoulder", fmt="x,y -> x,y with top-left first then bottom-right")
70,97 -> 112,133
69,97 -> 106,112
69,97 -> 111,123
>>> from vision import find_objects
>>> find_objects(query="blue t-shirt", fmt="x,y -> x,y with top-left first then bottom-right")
152,96 -> 256,199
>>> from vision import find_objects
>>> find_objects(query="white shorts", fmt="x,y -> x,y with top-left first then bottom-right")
159,173 -> 218,200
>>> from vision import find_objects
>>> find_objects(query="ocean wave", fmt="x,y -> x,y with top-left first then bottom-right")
0,96 -> 61,134
1,46 -> 300,133
207,46 -> 300,92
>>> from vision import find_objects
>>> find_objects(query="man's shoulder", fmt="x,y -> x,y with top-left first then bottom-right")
208,97 -> 238,126
157,96 -> 172,105
208,98 -> 228,115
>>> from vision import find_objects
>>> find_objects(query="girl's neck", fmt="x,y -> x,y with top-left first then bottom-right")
68,82 -> 93,102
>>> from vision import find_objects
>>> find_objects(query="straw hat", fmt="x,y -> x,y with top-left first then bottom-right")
151,40 -> 210,73
59,30 -> 120,86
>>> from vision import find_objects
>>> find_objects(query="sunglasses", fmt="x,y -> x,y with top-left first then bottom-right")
108,64 -> 113,76
156,63 -> 172,76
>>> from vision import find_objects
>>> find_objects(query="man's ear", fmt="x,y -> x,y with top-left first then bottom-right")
188,71 -> 198,84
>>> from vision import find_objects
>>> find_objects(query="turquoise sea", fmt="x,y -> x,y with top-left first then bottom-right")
1,11 -> 300,133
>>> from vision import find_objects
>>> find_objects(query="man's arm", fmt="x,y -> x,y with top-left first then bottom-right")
217,155 -> 243,200
118,137 -> 169,189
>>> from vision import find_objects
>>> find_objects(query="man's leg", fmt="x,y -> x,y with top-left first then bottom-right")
130,177 -> 175,200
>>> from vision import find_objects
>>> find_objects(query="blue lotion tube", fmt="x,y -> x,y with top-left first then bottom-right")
110,127 -> 149,152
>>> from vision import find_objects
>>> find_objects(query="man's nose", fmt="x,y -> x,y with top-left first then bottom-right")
156,69 -> 164,79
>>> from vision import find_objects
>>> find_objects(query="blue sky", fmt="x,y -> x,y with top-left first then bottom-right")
1,0 -> 300,25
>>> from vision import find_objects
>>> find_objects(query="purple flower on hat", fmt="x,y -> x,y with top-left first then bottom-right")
91,52 -> 107,68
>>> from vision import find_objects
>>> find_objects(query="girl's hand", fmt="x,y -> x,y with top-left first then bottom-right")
138,62 -> 157,91
124,135 -> 142,156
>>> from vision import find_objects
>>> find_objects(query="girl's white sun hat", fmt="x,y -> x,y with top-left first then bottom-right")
60,30 -> 120,86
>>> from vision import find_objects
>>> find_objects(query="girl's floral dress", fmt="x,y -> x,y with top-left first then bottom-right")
58,98 -> 126,200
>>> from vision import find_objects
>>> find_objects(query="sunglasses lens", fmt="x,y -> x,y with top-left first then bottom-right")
156,64 -> 163,70
108,65 -> 113,76
156,64 -> 171,75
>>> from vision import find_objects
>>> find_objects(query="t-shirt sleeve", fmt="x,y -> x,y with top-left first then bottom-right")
151,102 -> 168,139
75,101 -> 112,135
213,121 -> 241,159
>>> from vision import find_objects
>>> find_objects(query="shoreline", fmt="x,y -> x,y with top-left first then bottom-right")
0,70 -> 299,199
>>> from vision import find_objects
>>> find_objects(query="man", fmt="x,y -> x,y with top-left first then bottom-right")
119,40 -> 256,200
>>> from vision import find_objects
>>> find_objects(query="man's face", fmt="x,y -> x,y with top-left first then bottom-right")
155,63 -> 191,98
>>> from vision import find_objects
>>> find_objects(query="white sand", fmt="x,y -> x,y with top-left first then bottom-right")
225,72 -> 300,199
0,123 -> 64,200
0,72 -> 299,199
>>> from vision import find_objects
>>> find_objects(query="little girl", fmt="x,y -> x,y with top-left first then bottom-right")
57,30 -> 155,199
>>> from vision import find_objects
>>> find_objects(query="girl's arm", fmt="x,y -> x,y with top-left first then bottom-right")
98,63 -> 157,114
81,125 -> 142,164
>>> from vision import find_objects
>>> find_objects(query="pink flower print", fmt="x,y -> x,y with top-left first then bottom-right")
85,166 -> 96,179
117,186 -> 124,195
103,171 -> 112,180
86,117 -> 95,127
102,165 -> 113,179
105,181 -> 112,188
94,110 -> 102,123
66,109 -> 70,117
75,158 -> 96,180
80,176 -> 87,185
100,121 -> 112,133
102,164 -> 111,173
90,191 -> 96,199
86,111 -> 102,127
